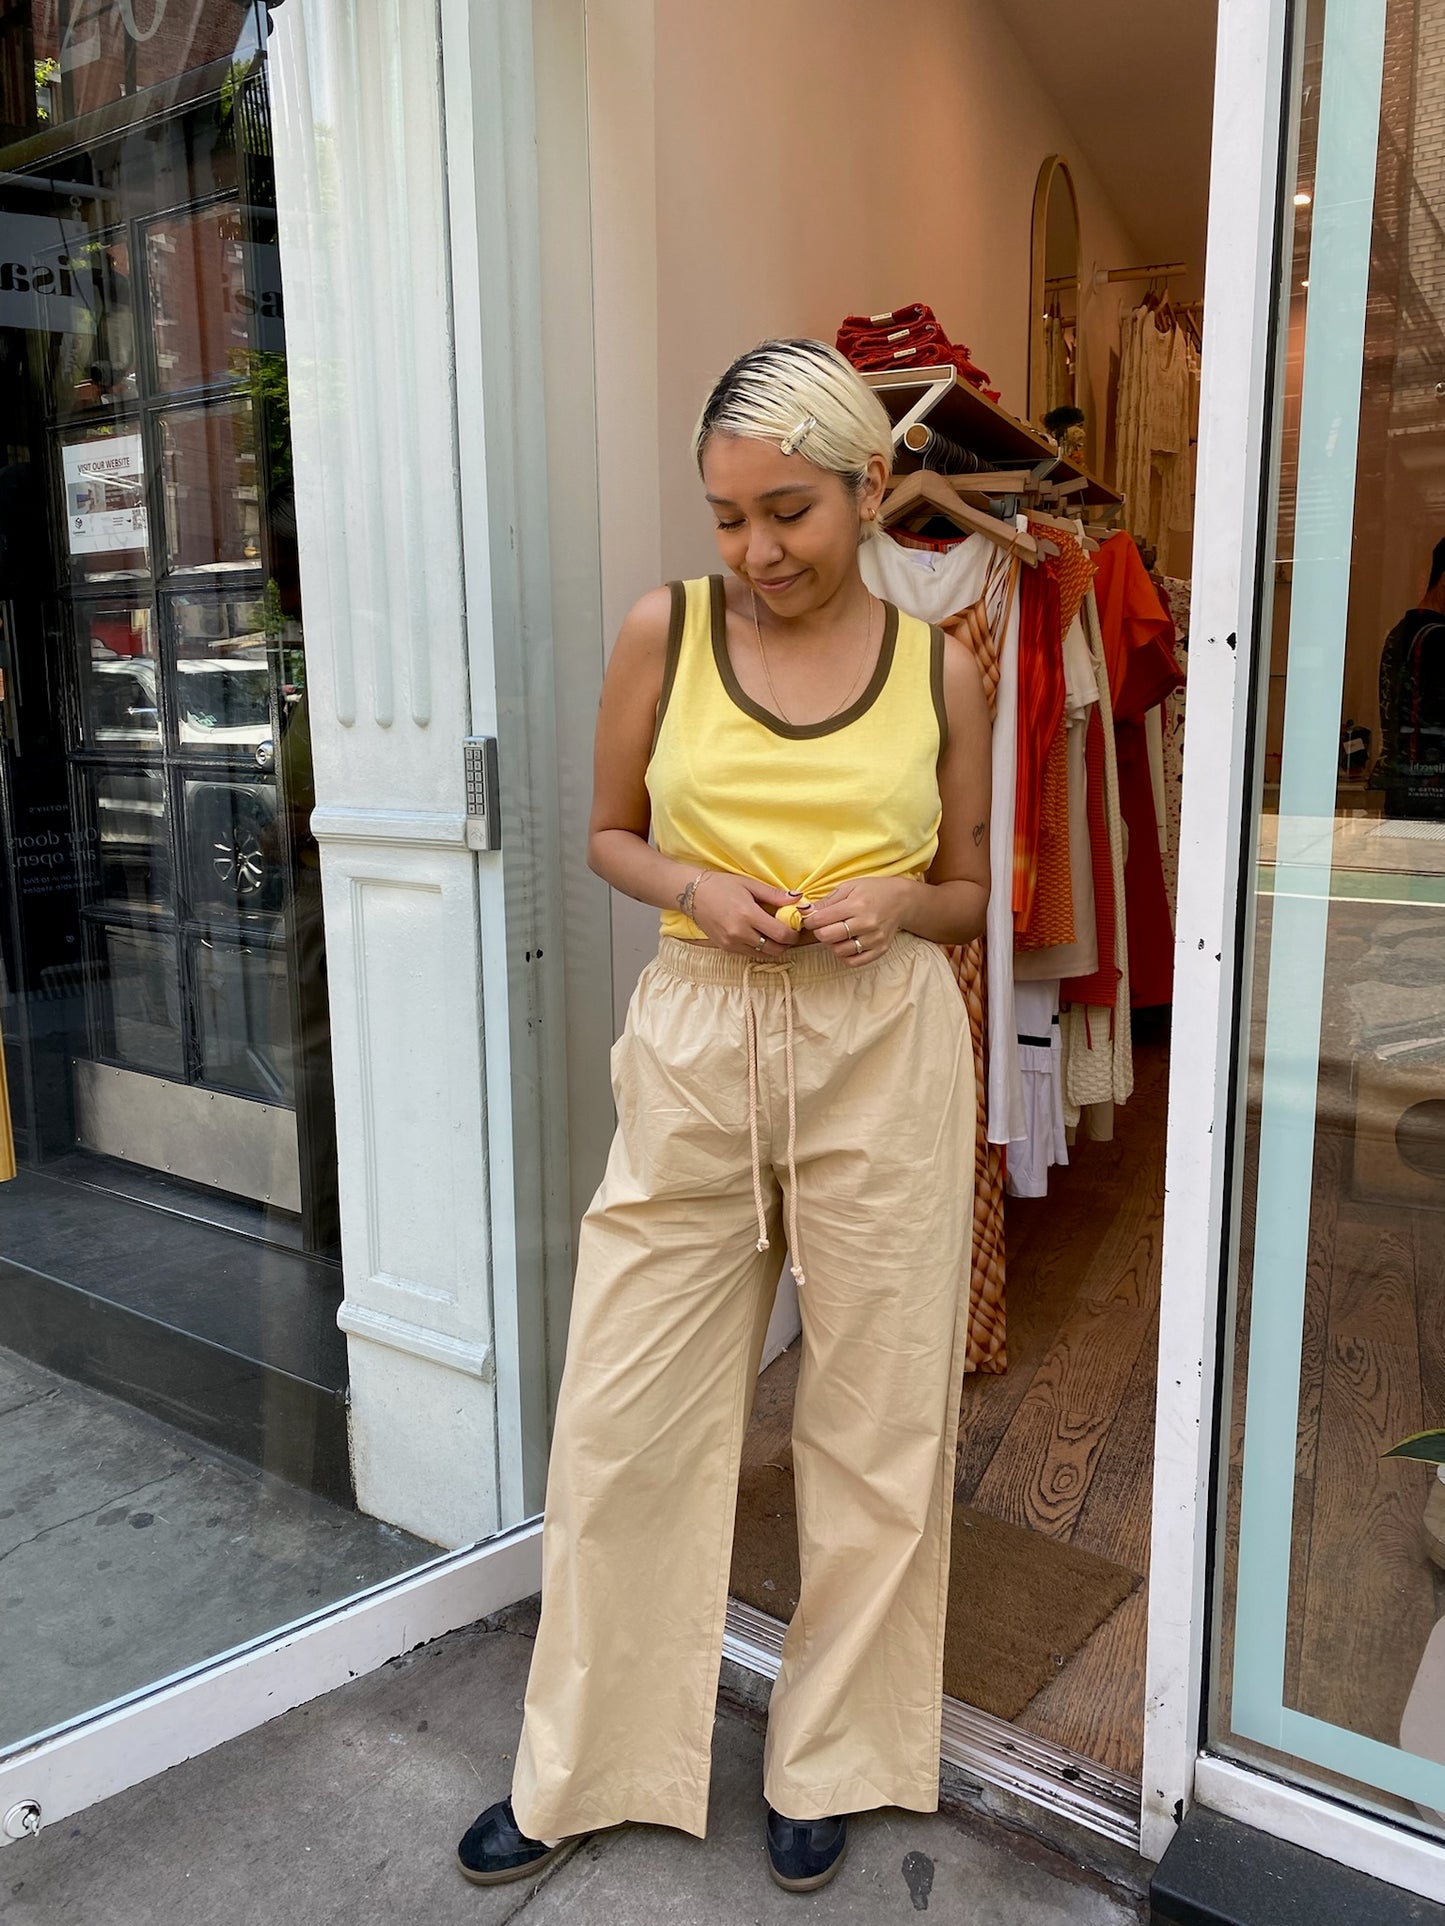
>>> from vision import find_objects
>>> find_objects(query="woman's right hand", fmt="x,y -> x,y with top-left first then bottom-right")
689,873 -> 802,954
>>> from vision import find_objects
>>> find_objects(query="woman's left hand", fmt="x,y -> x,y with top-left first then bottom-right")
800,877 -> 918,966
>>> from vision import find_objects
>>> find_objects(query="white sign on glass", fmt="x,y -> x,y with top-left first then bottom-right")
63,434 -> 147,555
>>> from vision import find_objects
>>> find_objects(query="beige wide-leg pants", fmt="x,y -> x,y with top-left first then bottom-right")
510,933 -> 974,1840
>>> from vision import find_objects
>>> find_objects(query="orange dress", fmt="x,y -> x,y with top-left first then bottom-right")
1018,523 -> 1097,951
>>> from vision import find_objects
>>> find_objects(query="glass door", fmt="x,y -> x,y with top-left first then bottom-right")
0,1 -> 440,1760
1214,0 -> 1445,1838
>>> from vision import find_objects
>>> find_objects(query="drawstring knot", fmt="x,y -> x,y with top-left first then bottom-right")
742,960 -> 806,1288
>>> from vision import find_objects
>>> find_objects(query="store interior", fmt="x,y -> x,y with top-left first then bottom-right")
586,0 -> 1221,1797
577,0 -> 1445,1818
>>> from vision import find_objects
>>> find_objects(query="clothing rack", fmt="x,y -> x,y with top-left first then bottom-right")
1094,260 -> 1187,288
880,469 -> 1047,563
863,366 -> 1123,513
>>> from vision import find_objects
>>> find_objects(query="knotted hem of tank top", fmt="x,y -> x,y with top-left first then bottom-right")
742,961 -> 805,1288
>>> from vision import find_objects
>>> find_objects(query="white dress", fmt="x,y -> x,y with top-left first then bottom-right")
1007,980 -> 1068,1197
860,533 -> 1027,1149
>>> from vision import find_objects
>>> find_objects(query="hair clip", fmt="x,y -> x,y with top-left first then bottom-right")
779,415 -> 817,457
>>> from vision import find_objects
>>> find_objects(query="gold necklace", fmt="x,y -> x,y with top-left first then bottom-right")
749,589 -> 876,726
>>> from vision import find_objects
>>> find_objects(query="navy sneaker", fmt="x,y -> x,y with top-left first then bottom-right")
456,1798 -> 569,1886
765,1803 -> 849,1893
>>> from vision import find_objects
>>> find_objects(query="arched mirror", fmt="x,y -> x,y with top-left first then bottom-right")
1028,155 -> 1082,438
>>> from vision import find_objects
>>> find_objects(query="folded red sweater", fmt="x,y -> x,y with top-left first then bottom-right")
835,304 -> 997,398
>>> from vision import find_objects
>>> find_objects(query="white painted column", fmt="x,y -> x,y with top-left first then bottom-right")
269,0 -> 503,1550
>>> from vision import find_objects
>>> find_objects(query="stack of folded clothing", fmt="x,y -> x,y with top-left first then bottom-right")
835,304 -> 1000,402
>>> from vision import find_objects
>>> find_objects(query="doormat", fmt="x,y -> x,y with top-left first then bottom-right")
729,1459 -> 1140,1723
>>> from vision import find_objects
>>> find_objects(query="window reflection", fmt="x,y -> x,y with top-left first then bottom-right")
193,935 -> 292,1101
95,924 -> 183,1076
78,601 -> 159,744
169,591 -> 272,753
0,0 -> 364,1763
160,397 -> 261,571
52,234 -> 139,418
146,206 -> 252,394
86,769 -> 169,914
184,778 -> 282,918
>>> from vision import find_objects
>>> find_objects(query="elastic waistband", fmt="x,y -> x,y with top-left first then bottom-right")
655,932 -> 926,988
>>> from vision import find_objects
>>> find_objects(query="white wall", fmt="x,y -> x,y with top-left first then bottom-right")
581,0 -> 1151,1365
649,0 -> 1146,578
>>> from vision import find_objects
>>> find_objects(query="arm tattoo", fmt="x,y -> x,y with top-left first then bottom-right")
972,820 -> 986,847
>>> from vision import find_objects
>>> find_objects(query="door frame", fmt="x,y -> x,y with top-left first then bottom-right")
1138,0 -> 1291,1864
1149,0 -> 1445,1903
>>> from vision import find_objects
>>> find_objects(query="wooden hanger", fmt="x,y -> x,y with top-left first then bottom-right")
1028,507 -> 1099,553
1144,274 -> 1177,335
880,470 -> 1041,564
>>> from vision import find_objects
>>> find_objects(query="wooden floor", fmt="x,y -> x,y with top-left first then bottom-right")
738,1032 -> 1170,1782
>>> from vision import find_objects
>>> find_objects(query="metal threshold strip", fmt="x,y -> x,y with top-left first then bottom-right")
723,1599 -> 1141,1849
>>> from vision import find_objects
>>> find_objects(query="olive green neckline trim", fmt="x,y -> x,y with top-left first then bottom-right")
708,575 -> 900,740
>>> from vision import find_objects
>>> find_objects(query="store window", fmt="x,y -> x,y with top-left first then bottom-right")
1215,0 -> 1445,1836
0,2 -> 442,1757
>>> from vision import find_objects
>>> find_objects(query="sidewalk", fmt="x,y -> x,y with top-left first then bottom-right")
0,1346 -> 430,1753
7,1609 -> 1146,1925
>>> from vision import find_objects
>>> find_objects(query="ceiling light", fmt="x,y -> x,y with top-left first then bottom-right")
1295,190 -> 1313,207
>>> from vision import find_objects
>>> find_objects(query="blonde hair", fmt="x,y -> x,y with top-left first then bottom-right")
692,339 -> 894,502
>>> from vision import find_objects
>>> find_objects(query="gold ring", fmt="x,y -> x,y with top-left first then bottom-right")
844,919 -> 853,937
854,937 -> 863,954
757,934 -> 768,950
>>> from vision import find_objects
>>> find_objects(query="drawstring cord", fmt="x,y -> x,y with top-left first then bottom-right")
742,961 -> 806,1288
743,972 -> 769,1253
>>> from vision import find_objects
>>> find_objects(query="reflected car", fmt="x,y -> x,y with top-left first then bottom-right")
89,654 -> 272,748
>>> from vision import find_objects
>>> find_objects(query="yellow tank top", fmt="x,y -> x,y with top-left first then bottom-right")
648,576 -> 948,939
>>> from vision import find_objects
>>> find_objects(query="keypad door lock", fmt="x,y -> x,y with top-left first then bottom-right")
463,736 -> 501,852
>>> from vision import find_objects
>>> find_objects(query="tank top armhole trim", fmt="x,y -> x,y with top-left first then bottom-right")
930,624 -> 950,760
651,580 -> 687,751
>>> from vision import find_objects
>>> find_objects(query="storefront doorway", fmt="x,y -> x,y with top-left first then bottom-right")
7,2 -> 1443,1906
583,0 -> 1218,1845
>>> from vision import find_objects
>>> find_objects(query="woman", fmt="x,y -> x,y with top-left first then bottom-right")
457,339 -> 991,1895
